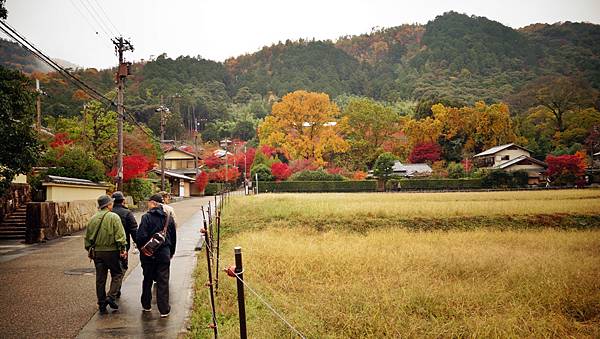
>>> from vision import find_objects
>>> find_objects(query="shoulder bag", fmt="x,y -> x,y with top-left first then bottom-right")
88,211 -> 109,260
140,213 -> 170,257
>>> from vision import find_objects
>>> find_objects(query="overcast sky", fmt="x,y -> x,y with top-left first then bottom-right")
4,0 -> 600,70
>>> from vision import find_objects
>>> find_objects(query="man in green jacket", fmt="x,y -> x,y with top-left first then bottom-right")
84,195 -> 128,314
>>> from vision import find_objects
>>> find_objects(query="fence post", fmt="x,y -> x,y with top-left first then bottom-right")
215,210 -> 221,292
234,246 -> 247,339
205,223 -> 218,338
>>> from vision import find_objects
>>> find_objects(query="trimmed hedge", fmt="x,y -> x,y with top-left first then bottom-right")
389,178 -> 483,190
205,183 -> 225,196
258,180 -> 377,193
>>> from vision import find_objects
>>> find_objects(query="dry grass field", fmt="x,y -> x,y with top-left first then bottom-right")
190,190 -> 600,338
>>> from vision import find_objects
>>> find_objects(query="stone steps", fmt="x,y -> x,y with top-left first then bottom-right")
0,207 -> 27,240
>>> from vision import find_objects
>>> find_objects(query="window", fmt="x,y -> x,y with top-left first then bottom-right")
501,155 -> 509,161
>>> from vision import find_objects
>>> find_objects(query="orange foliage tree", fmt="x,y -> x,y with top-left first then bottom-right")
258,90 -> 349,166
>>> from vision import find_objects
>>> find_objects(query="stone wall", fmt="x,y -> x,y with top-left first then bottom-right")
26,200 -> 97,243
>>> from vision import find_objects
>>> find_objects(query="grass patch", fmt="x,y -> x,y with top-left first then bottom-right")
190,190 -> 600,338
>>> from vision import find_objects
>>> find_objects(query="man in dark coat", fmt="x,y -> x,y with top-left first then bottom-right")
111,191 -> 138,270
111,191 -> 138,298
135,194 -> 176,317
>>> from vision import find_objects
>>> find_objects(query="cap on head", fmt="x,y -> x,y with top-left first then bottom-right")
97,195 -> 114,209
149,194 -> 164,204
112,191 -> 125,202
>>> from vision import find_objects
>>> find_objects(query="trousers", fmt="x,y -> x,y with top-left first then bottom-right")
141,261 -> 171,314
93,251 -> 123,305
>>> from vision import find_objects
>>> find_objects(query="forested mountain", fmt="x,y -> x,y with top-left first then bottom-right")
3,11 -> 600,143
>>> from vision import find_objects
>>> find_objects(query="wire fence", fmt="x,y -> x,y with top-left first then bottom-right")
200,191 -> 309,339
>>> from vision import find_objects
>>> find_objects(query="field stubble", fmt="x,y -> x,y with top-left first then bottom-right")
190,190 -> 600,338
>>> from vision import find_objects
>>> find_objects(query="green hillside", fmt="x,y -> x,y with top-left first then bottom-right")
3,11 -> 599,141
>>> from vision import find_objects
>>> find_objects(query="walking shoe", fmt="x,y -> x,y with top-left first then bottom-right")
142,307 -> 152,312
160,312 -> 170,318
99,303 -> 108,314
106,298 -> 119,310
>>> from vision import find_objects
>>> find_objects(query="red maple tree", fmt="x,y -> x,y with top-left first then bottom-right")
271,162 -> 292,181
109,154 -> 153,182
408,142 -> 441,164
195,171 -> 209,192
546,152 -> 588,186
50,132 -> 74,149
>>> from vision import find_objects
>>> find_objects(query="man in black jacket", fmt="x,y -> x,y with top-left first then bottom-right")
135,194 -> 177,317
111,192 -> 138,270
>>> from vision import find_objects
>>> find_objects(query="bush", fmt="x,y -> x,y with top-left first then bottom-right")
204,183 -> 224,196
481,170 -> 530,188
447,162 -> 466,179
124,178 -> 153,204
389,178 -> 483,190
289,169 -> 346,181
251,164 -> 274,181
258,180 -> 377,193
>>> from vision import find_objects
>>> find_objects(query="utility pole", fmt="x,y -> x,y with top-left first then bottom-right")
156,95 -> 170,191
112,36 -> 134,191
35,79 -> 43,133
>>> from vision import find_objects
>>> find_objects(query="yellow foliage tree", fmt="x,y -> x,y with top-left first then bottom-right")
258,90 -> 349,165
402,116 -> 442,147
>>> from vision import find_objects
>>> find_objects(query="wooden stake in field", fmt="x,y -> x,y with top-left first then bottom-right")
204,221 -> 218,338
215,210 -> 221,292
234,247 -> 247,339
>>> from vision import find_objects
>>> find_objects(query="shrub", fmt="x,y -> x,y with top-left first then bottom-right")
124,178 -> 153,204
289,169 -> 345,181
352,171 -> 367,180
481,170 -> 529,188
390,178 -> 483,190
251,164 -> 274,181
204,183 -> 224,196
258,180 -> 377,193
447,162 -> 466,179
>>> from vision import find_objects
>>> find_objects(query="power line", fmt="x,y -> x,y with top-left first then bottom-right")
0,21 -> 160,147
0,21 -> 114,106
77,0 -> 112,39
90,0 -> 122,37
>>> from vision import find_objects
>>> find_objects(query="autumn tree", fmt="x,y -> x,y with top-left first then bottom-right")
402,116 -> 442,147
258,90 -> 349,166
518,76 -> 597,132
108,154 -> 153,182
408,142 -> 441,164
545,152 -> 587,186
342,97 -> 401,169
271,162 -> 292,181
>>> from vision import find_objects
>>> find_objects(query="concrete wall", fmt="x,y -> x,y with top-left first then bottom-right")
26,200 -> 98,243
11,174 -> 27,184
43,183 -> 107,202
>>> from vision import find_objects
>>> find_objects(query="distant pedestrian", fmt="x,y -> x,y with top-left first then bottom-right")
135,194 -> 177,317
158,191 -> 177,223
84,195 -> 127,314
111,191 -> 138,296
